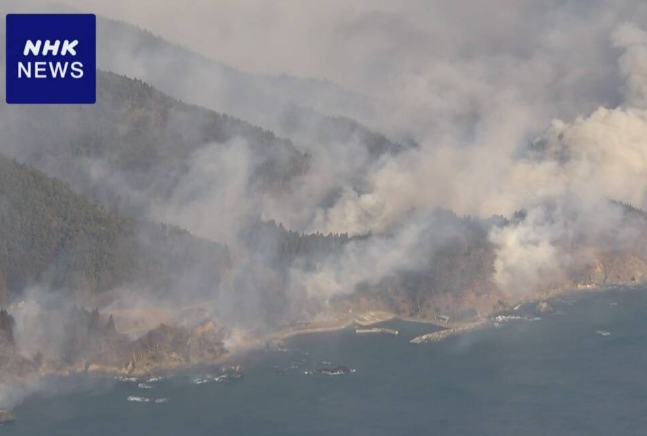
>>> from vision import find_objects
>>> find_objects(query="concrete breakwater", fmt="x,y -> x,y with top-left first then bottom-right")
410,321 -> 490,344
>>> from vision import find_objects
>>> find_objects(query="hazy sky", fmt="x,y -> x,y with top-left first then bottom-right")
46,0 -> 647,98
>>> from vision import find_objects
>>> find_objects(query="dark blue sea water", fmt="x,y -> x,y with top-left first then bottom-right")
4,288 -> 647,436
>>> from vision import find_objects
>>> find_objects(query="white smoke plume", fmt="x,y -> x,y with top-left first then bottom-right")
2,1 -> 647,372
613,22 -> 647,108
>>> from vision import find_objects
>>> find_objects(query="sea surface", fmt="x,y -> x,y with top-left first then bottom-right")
4,288 -> 647,436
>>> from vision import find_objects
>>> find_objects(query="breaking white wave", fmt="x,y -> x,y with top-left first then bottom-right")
127,396 -> 168,404
494,316 -> 523,322
137,383 -> 153,389
494,315 -> 541,323
596,330 -> 611,337
326,368 -> 357,376
115,376 -> 139,383
147,376 -> 165,383
127,396 -> 150,403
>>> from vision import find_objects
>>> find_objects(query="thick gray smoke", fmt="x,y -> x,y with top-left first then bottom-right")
2,2 -> 647,411
1,0 -> 645,303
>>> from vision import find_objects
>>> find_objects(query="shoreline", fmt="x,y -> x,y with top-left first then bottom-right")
252,284 -> 623,345
1,283 -> 642,414
77,284 -> 647,373
408,284 -> 645,345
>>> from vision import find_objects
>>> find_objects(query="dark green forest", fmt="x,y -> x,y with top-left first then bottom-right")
0,154 -> 230,303
0,154 -> 137,299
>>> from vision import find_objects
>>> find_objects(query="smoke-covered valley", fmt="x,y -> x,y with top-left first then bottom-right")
2,0 -> 647,411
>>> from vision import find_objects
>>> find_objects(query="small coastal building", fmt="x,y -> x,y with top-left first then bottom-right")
436,315 -> 450,323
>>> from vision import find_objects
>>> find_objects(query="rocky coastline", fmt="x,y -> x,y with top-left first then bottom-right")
0,283 -> 643,421
0,307 -> 231,389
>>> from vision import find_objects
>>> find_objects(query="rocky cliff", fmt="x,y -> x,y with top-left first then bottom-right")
0,307 -> 228,382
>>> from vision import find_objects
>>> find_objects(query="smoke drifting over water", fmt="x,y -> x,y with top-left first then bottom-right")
2,0 -> 647,409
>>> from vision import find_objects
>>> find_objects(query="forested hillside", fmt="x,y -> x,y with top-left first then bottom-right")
0,155 -> 137,300
0,71 -> 310,217
0,155 -> 229,304
241,219 -> 369,272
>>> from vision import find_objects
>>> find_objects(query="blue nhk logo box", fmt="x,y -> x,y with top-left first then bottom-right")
6,14 -> 96,104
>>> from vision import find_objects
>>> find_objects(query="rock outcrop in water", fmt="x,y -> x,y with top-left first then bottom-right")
536,301 -> 553,314
316,366 -> 353,375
